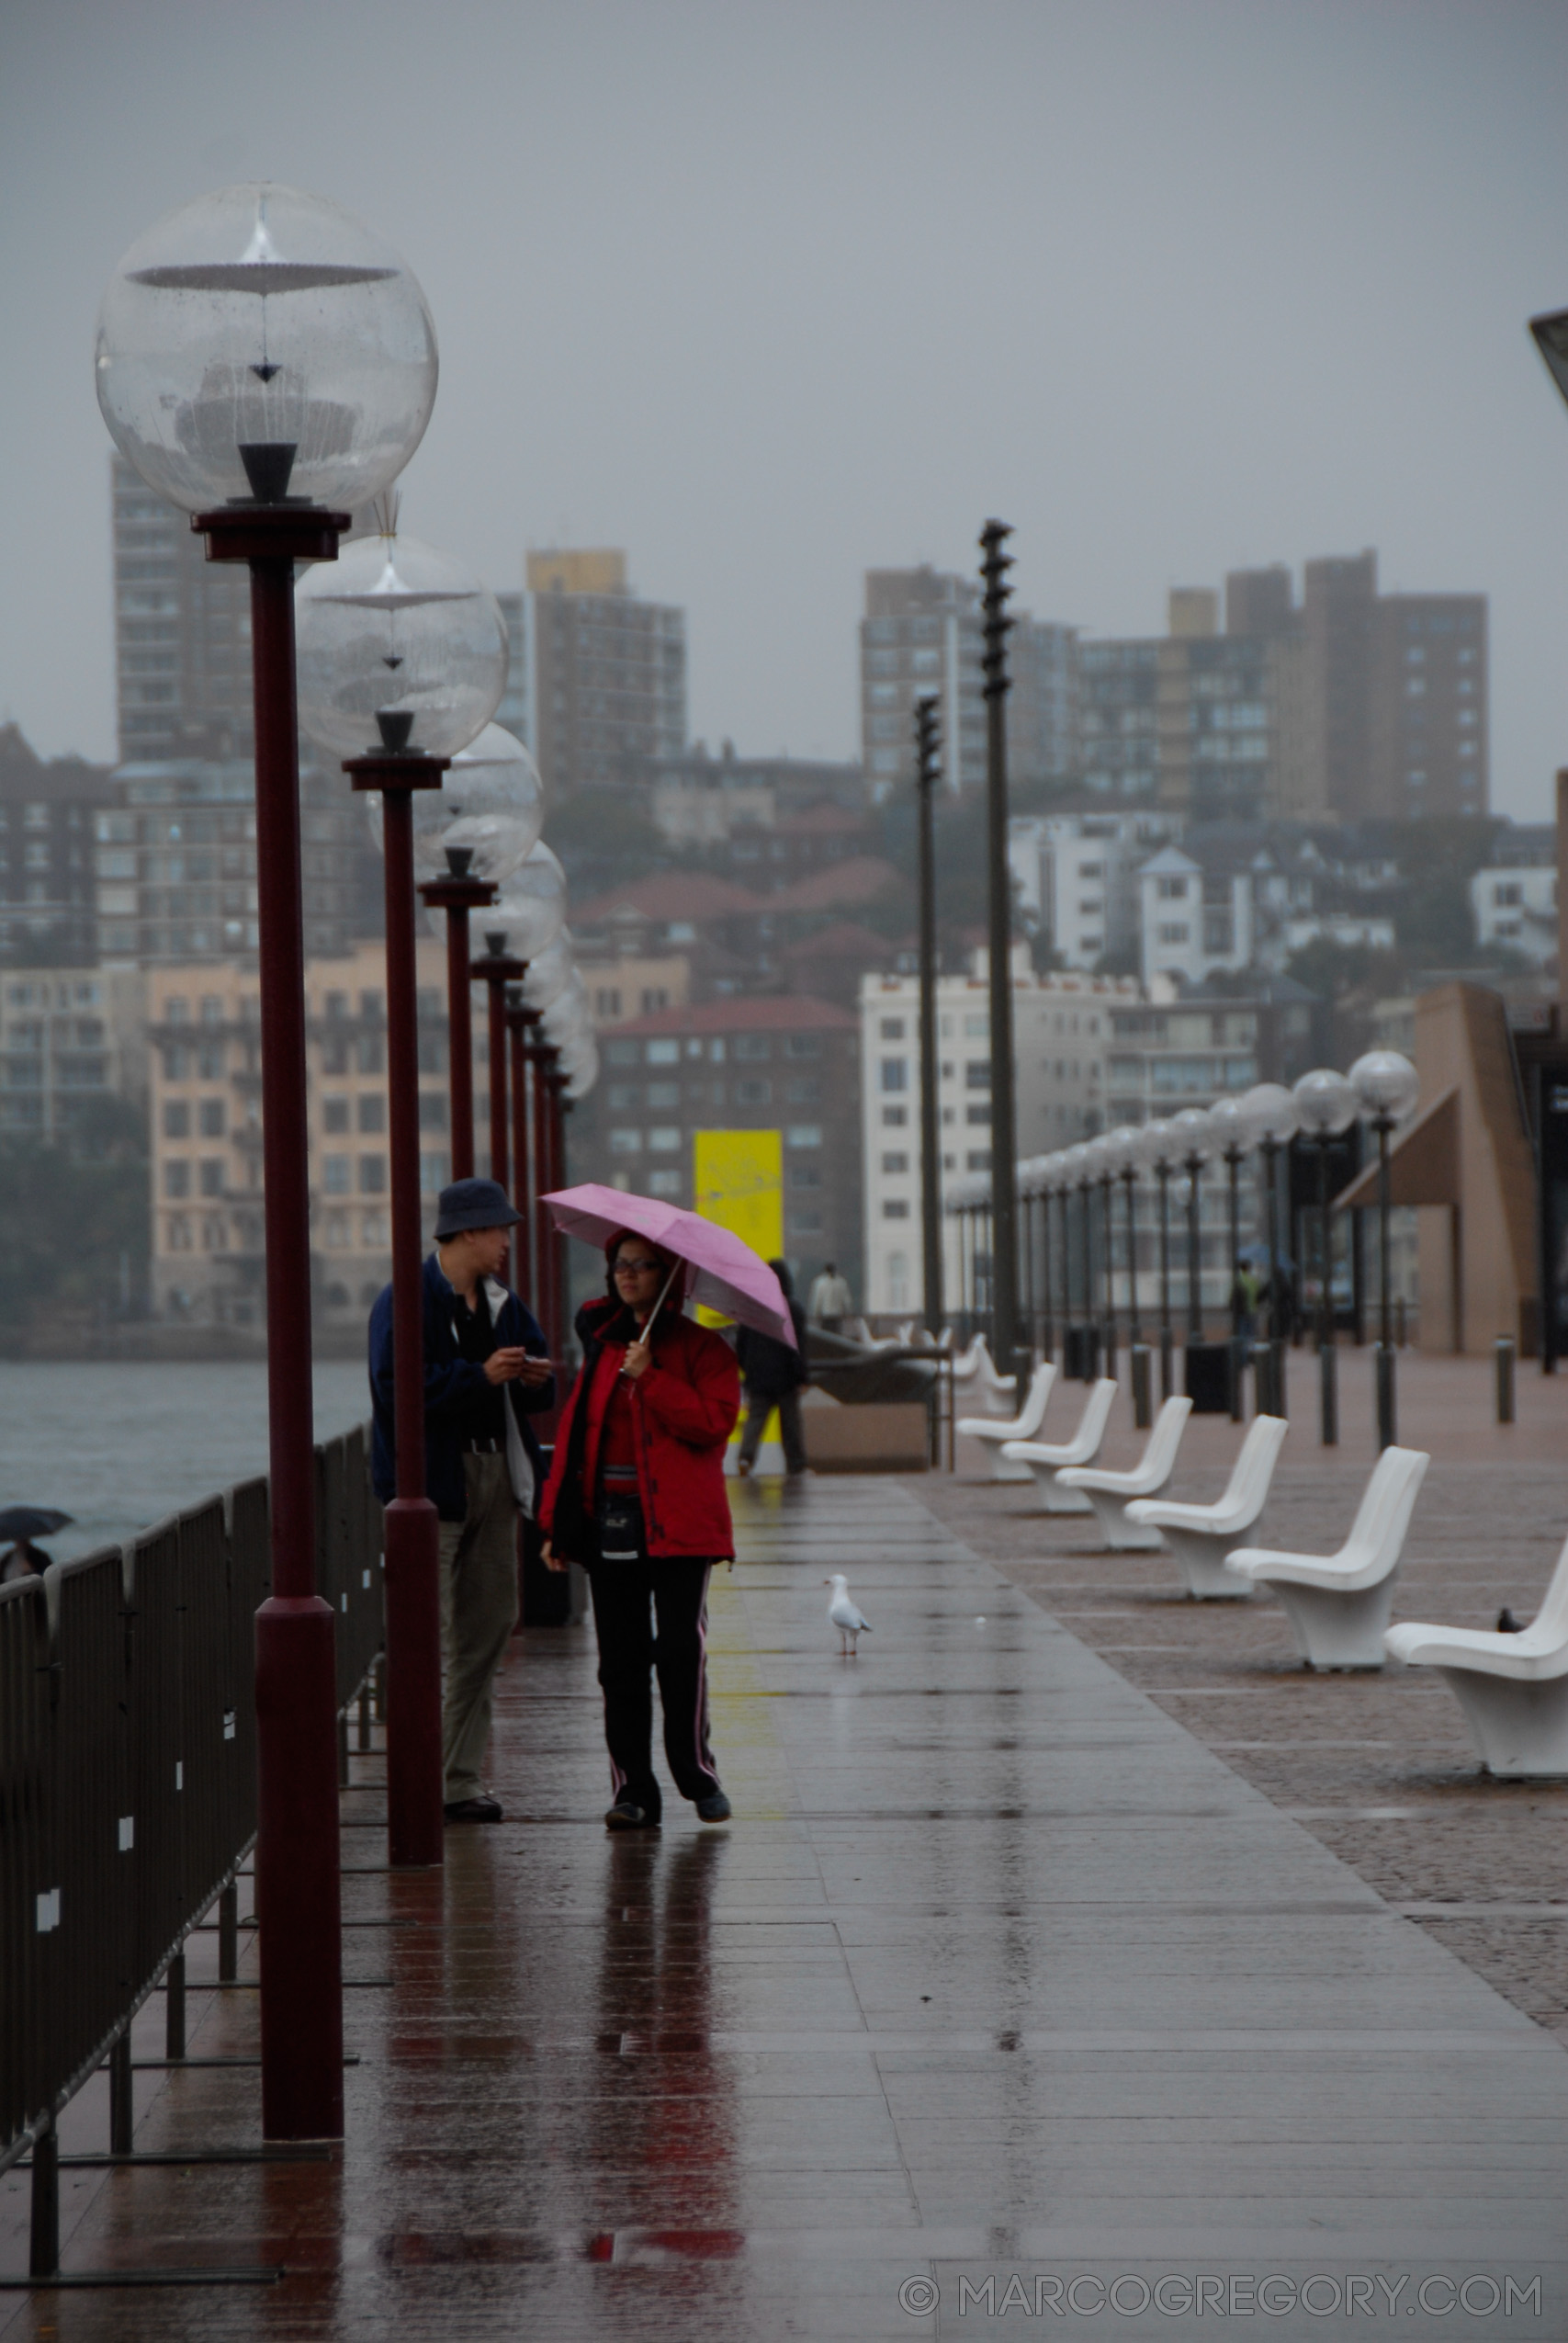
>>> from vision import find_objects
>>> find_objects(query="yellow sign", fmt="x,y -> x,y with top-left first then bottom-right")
692,1128 -> 783,1307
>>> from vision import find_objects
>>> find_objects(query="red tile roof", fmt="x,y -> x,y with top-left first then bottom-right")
571,871 -> 767,925
767,855 -> 907,912
604,993 -> 857,1037
776,920 -> 894,963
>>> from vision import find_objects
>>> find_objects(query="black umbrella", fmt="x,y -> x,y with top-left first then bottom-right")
0,1507 -> 73,1542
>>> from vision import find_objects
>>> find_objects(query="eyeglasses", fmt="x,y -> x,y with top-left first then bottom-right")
614,1257 -> 663,1276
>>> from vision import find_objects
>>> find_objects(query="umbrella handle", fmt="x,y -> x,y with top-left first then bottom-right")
637,1262 -> 682,1342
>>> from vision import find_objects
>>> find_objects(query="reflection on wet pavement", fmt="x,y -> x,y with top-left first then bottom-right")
3,1477 -> 1565,2341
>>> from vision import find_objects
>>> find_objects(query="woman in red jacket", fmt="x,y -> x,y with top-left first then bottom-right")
541,1231 -> 740,1830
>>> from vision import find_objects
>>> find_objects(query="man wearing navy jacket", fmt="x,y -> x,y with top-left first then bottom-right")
369,1178 -> 555,1823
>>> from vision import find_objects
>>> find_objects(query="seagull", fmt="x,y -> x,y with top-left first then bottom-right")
825,1573 -> 872,1657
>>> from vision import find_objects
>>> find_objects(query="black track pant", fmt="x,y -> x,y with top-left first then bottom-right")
587,1556 -> 721,1817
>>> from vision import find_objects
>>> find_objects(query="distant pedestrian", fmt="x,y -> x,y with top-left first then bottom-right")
1232,1262 -> 1261,1341
807,1261 -> 852,1330
0,1540 -> 50,1584
736,1258 -> 810,1477
369,1178 -> 554,1826
539,1230 -> 739,1832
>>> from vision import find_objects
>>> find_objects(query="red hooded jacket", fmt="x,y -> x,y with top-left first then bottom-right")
539,1295 -> 739,1561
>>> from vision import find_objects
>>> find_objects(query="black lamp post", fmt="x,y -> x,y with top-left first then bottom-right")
1135,1121 -> 1178,1403
1208,1096 -> 1247,1424
1292,1069 -> 1359,1449
979,519 -> 1020,1383
914,694 -> 944,1340
1348,1050 -> 1419,1449
1237,1083 -> 1301,1420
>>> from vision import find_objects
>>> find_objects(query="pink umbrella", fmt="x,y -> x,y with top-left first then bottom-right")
541,1183 -> 797,1347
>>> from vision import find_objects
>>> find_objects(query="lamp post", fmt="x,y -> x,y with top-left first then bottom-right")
1292,1069 -> 1359,1448
914,695 -> 944,1341
1059,1142 -> 1090,1375
1348,1050 -> 1419,1449
1135,1121 -> 1178,1402
979,520 -> 1021,1384
1208,1095 -> 1248,1423
1105,1128 -> 1148,1427
1086,1138 -> 1118,1379
96,181 -> 437,2142
296,526 -> 507,1874
1238,1084 -> 1301,1419
1171,1108 -> 1214,1350
1041,1161 -> 1059,1364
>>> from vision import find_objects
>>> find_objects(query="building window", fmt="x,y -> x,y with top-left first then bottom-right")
964,1061 -> 989,1090
610,1129 -> 643,1154
197,1043 -> 225,1081
356,1035 -> 384,1075
163,1101 -> 189,1138
648,1168 -> 682,1197
966,1150 -> 992,1172
736,1079 -> 771,1105
734,1035 -> 771,1061
648,1126 -> 681,1153
357,1094 -> 386,1134
784,1035 -> 821,1058
879,1018 -> 905,1040
646,1081 -> 679,1108
785,1125 -> 822,1149
199,1159 -> 225,1198
640,989 -> 669,1013
647,1038 -> 680,1065
965,1105 -> 989,1126
882,1104 -> 907,1127
323,1095 -> 350,1134
420,1152 -> 448,1193
883,1198 -> 909,1219
418,1092 -> 447,1130
789,1164 -> 821,1189
323,1155 -> 352,1194
361,1210 -> 389,1248
882,1150 -> 908,1174
164,1160 -> 190,1199
594,989 -> 623,1018
198,1099 -> 225,1138
357,1156 -> 387,1195
606,1039 -> 637,1067
790,1210 -> 823,1234
1157,922 -> 1190,945
880,1058 -> 908,1093
1156,877 -> 1188,900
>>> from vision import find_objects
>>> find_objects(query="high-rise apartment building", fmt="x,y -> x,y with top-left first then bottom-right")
1078,640 -> 1160,801
861,567 -> 985,794
1010,619 -> 1080,786
0,965 -> 147,1148
96,757 -> 363,965
112,456 -> 253,764
0,725 -> 115,964
523,549 -> 686,797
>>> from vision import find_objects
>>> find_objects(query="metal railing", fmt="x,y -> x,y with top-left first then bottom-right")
0,1424 -> 382,2278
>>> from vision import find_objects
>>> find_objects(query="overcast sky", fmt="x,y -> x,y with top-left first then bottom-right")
3,0 -> 1565,817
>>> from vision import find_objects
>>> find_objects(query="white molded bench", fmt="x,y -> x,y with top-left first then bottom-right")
957,1363 -> 1057,1481
1055,1397 -> 1193,1549
1228,1446 -> 1429,1668
1125,1414 -> 1288,1597
1003,1378 -> 1119,1513
1383,1536 -> 1568,1777
950,1336 -> 1019,1418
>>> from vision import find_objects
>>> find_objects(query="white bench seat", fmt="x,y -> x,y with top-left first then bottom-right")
1383,1536 -> 1568,1777
1055,1397 -> 1193,1549
957,1363 -> 1057,1481
1229,1446 -> 1429,1668
950,1335 -> 1018,1417
1003,1378 -> 1118,1512
1125,1414 -> 1288,1597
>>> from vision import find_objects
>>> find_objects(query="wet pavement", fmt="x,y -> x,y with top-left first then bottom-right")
3,1473 -> 1566,2340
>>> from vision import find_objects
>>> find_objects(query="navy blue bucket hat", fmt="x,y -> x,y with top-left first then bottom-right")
434,1176 -> 525,1239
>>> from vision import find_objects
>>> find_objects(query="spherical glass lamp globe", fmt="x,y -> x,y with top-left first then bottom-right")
1171,1106 -> 1215,1162
468,842 -> 568,962
1236,1082 -> 1300,1148
1292,1067 -> 1359,1138
519,933 -> 573,1013
407,724 -> 542,889
1105,1125 -> 1140,1175
1207,1095 -> 1247,1157
1061,1141 -> 1091,1187
96,183 -> 437,514
1348,1050 -> 1420,1121
1134,1118 -> 1178,1172
296,532 -> 505,764
562,1041 -> 600,1103
541,973 -> 591,1051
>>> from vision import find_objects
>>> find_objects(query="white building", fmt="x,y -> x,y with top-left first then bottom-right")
1471,864 -> 1557,968
859,956 -> 1138,1314
1010,809 -> 1179,970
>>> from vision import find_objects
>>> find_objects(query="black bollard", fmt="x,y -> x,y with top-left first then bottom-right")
1319,1341 -> 1337,1447
108,2031 -> 132,2154
164,1948 -> 186,2061
28,2121 -> 58,2278
1495,1336 -> 1516,1425
1131,1343 -> 1152,1430
219,1880 -> 239,1982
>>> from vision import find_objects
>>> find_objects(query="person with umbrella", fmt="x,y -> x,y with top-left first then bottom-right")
540,1227 -> 741,1831
0,1506 -> 71,1582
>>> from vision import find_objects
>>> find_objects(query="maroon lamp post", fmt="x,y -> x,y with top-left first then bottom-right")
96,182 -> 439,2141
505,988 -> 539,1295
297,529 -> 510,1871
474,934 -> 527,1194
419,854 -> 494,1181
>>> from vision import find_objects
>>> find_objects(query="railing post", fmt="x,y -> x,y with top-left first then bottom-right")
108,2031 -> 133,2153
164,1948 -> 186,2061
219,1881 -> 239,1983
28,2121 -> 59,2279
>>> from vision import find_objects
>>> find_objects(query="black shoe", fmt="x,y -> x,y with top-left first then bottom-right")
695,1790 -> 732,1823
605,1798 -> 660,1830
444,1794 -> 502,1824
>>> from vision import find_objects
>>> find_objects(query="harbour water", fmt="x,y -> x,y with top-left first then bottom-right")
0,1361 -> 372,1561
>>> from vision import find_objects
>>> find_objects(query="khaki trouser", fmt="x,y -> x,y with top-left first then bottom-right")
438,1452 -> 520,1803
